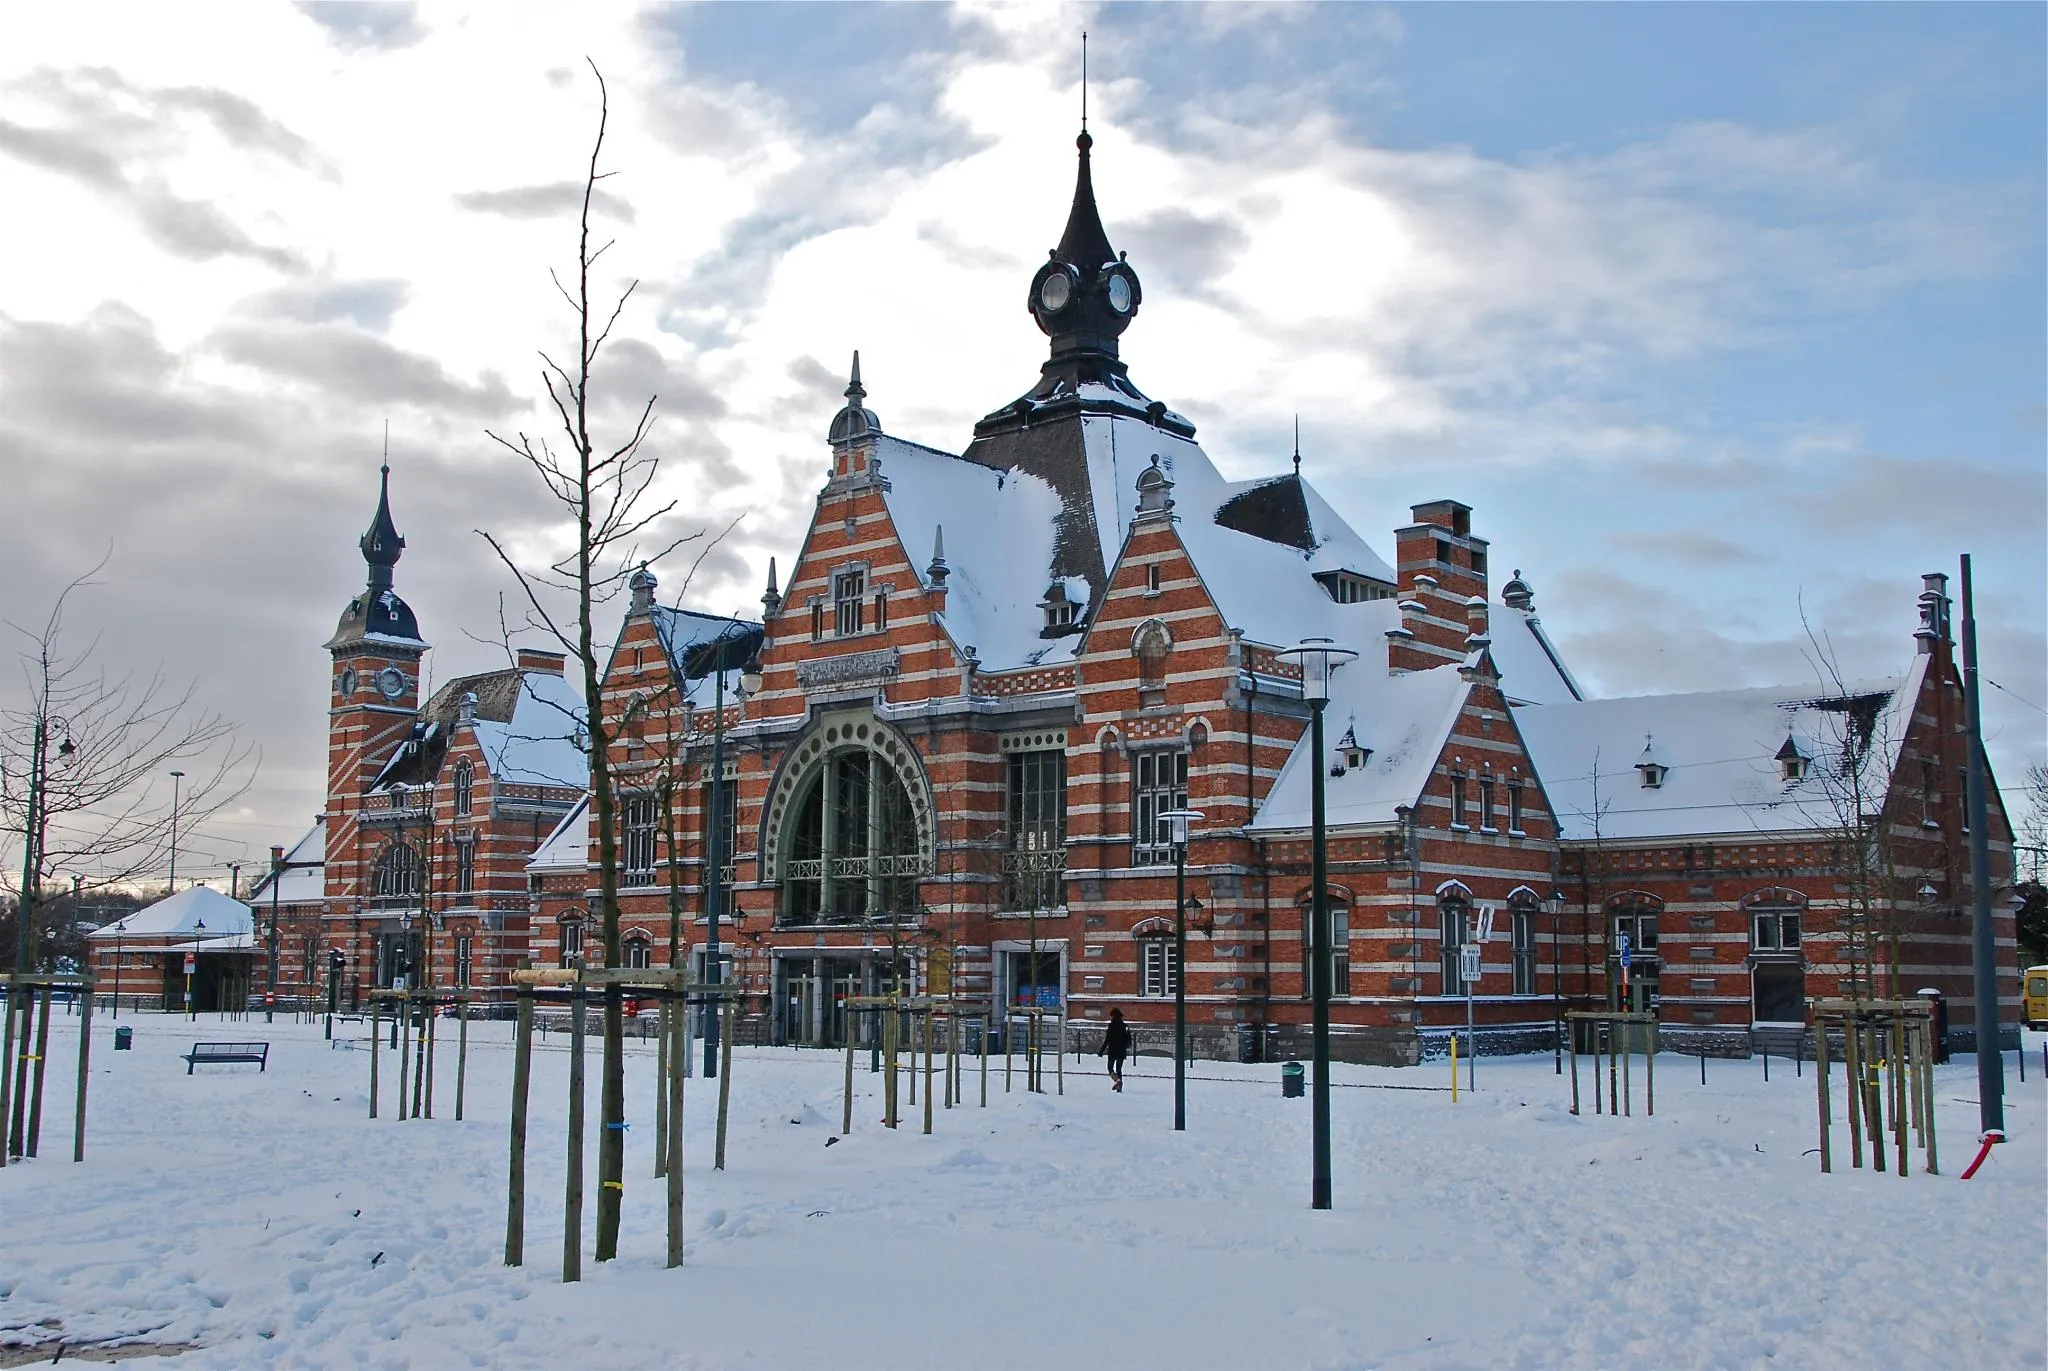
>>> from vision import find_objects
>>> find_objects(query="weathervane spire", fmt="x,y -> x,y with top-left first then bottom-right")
1081,30 -> 1089,133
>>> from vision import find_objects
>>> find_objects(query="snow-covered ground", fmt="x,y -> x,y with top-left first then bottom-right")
2,1012 -> 2042,1370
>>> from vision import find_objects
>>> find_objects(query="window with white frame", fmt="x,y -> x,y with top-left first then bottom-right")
834,569 -> 867,636
1132,748 -> 1188,866
1479,776 -> 1497,832
455,935 -> 474,988
454,835 -> 476,896
1448,770 -> 1469,828
453,759 -> 474,817
1751,903 -> 1802,952
1303,899 -> 1351,996
557,917 -> 584,969
1511,902 -> 1537,995
623,792 -> 658,886
1139,938 -> 1181,997
1440,893 -> 1470,993
622,937 -> 652,970
1507,779 -> 1525,834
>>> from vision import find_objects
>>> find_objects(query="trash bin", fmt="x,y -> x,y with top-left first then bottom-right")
1237,1023 -> 1261,1064
1281,1060 -> 1305,1098
114,1026 -> 133,1051
1917,988 -> 1949,1063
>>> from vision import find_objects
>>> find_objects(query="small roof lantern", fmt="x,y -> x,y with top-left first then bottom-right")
1636,734 -> 1670,789
1775,731 -> 1812,781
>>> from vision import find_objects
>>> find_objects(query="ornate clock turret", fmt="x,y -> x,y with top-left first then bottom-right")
976,127 -> 1192,440
324,464 -> 429,880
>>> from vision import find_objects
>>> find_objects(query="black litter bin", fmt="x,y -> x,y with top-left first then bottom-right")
114,1025 -> 133,1051
1237,1023 -> 1261,1064
1281,1060 -> 1305,1098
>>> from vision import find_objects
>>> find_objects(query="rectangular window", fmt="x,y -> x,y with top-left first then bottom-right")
835,569 -> 866,636
1920,760 -> 1939,826
558,920 -> 583,969
1507,780 -> 1525,834
1132,749 -> 1188,866
1140,940 -> 1181,997
1448,771 -> 1468,828
1005,749 -> 1067,909
874,589 -> 888,633
1479,777 -> 1496,832
455,935 -> 474,989
705,774 -> 738,921
1470,548 -> 1487,576
1303,902 -> 1351,996
810,602 -> 824,642
1441,902 -> 1468,993
623,793 -> 658,886
1751,908 -> 1801,951
1512,908 -> 1536,995
1146,564 -> 1161,594
455,837 -> 476,895
622,939 -> 651,971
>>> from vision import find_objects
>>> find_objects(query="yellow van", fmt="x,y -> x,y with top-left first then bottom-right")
2025,965 -> 2048,1030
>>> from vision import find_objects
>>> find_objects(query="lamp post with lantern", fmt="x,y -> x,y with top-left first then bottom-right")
11,717 -> 74,975
1277,636 -> 1356,1211
697,626 -> 763,1081
1547,888 -> 1568,1073
1159,808 -> 1204,1131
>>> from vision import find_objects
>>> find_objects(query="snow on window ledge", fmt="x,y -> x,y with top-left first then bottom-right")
1447,823 -> 1470,834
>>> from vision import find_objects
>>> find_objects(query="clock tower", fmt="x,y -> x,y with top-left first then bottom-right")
323,465 -> 428,885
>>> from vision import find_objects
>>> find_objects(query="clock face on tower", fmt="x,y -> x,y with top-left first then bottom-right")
1106,273 -> 1132,314
1038,271 -> 1071,313
377,667 -> 406,700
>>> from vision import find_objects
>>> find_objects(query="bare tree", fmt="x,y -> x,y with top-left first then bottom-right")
478,63 -> 704,1263
1,563 -> 255,971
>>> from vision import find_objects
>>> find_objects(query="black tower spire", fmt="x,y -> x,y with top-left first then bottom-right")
360,463 -> 405,592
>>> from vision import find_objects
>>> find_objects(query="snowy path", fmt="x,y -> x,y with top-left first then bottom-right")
1,1014 -> 2041,1369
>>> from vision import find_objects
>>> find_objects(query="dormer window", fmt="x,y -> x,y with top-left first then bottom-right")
1636,736 -> 1670,790
1316,571 -> 1394,605
1040,580 -> 1083,638
1330,720 -> 1370,775
1775,732 -> 1811,782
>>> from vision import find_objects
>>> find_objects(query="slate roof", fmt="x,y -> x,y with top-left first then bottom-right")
88,885 -> 254,940
245,818 -> 325,905
527,793 -> 590,873
649,607 -> 764,707
1513,656 -> 1928,842
370,666 -> 586,794
1250,663 -> 1473,833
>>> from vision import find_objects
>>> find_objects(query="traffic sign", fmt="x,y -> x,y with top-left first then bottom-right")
1475,904 -> 1497,945
1459,943 -> 1482,984
183,954 -> 196,975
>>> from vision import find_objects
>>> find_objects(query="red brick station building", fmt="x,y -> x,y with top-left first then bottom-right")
149,129 -> 2019,1062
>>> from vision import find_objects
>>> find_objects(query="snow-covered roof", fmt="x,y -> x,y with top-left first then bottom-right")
1487,607 -> 1582,706
1251,663 -> 1472,833
528,793 -> 590,873
873,434 -> 1074,672
1514,656 -> 1927,842
89,885 -> 254,940
246,819 -> 324,905
475,668 -> 588,788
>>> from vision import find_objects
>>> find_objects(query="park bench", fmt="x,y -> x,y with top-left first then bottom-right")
185,1042 -> 270,1074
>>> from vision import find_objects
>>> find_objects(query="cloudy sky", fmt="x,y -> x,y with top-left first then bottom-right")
2,2 -> 2042,887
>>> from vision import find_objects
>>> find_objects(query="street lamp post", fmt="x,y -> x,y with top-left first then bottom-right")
168,770 -> 185,893
1279,636 -> 1356,1212
700,632 -> 763,1081
187,916 -> 206,1020
1547,889 -> 1568,1074
1160,808 -> 1204,1132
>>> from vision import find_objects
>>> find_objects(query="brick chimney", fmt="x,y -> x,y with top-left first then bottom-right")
1390,500 -> 1489,669
517,648 -> 568,675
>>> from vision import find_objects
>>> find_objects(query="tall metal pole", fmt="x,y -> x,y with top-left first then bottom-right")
266,846 -> 282,1024
1310,697 -> 1332,1210
168,770 -> 184,893
704,650 -> 725,1078
1174,838 -> 1187,1131
1552,897 -> 1565,1074
1959,555 -> 2004,1139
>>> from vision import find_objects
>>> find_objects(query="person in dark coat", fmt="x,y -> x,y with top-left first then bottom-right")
1100,1008 -> 1132,1091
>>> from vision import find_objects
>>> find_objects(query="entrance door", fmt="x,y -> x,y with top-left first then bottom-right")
1752,963 -> 1805,1024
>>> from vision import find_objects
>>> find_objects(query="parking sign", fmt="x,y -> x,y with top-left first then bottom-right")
1459,942 -> 1482,984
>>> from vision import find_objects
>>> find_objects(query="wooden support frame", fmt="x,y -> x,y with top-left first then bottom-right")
1565,1011 -> 1659,1119
0,975 -> 96,1166
1808,998 -> 1937,1179
366,988 -> 477,1124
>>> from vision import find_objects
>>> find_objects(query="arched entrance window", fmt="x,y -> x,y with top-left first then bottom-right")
781,749 -> 923,925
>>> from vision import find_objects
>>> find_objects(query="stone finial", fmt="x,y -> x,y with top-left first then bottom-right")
1135,455 -> 1174,518
927,526 -> 950,588
629,562 -> 657,614
761,556 -> 782,616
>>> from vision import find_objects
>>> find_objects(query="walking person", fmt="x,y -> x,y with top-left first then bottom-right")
1100,1007 -> 1131,1092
